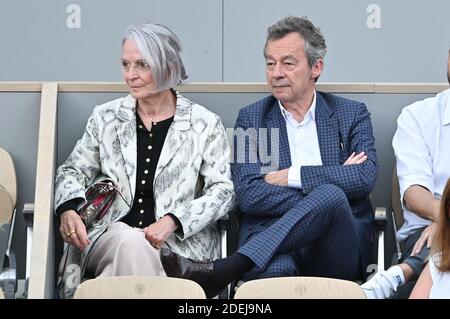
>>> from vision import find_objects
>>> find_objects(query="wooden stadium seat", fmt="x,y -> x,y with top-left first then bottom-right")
0,187 -> 14,226
0,147 -> 16,226
0,147 -> 17,299
0,148 -> 17,210
73,276 -> 206,299
233,277 -> 366,299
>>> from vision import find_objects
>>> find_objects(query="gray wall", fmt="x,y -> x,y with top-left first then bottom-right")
224,0 -> 450,82
1,0 -> 449,82
0,0 -> 222,82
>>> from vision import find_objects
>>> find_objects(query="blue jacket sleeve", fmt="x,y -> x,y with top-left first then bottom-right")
301,103 -> 378,199
231,108 -> 303,217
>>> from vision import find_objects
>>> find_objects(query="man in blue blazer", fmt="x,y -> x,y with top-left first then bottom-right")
161,16 -> 378,298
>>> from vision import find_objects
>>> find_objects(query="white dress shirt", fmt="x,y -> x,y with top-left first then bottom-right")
392,88 -> 450,241
279,91 -> 323,189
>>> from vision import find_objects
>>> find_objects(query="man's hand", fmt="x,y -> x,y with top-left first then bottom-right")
411,222 -> 436,256
144,215 -> 178,249
263,152 -> 366,187
344,152 -> 367,165
264,168 -> 289,186
60,210 -> 90,251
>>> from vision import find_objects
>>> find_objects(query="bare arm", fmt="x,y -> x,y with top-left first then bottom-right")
409,263 -> 432,299
404,185 -> 439,255
404,185 -> 440,222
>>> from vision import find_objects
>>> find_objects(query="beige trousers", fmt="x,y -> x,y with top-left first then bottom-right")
86,222 -> 166,277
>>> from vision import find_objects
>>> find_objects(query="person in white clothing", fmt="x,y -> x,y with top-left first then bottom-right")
410,178 -> 450,299
362,50 -> 450,299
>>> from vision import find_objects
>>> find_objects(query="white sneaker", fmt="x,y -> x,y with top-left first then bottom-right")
361,270 -> 402,299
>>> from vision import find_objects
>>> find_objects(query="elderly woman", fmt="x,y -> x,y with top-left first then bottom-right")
55,22 -> 235,298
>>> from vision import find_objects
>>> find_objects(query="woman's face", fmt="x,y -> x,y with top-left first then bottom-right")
121,39 -> 157,99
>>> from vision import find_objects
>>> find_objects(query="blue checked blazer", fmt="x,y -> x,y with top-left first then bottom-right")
231,91 -> 378,272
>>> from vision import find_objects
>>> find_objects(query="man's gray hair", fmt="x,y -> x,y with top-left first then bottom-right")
123,22 -> 188,92
264,16 -> 327,69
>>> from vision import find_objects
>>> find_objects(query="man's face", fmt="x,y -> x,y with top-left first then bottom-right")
265,32 -> 323,104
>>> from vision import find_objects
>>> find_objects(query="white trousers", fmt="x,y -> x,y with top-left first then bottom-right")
86,222 -> 166,277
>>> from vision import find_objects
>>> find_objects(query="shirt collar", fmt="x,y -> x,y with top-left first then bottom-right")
278,90 -> 317,123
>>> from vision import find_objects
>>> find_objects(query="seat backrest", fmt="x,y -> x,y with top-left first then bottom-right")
0,287 -> 4,299
0,186 -> 14,225
0,148 -> 17,209
391,163 -> 404,229
234,277 -> 366,299
73,276 -> 206,299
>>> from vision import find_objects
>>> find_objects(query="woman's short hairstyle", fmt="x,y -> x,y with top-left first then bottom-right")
123,22 -> 188,92
432,178 -> 450,272
264,16 -> 327,82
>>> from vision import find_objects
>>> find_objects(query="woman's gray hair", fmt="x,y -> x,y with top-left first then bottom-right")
123,22 -> 188,92
264,16 -> 327,69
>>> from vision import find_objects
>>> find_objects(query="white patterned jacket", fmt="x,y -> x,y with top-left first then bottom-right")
54,92 -> 235,298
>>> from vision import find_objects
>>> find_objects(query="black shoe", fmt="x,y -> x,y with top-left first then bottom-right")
160,248 -> 223,298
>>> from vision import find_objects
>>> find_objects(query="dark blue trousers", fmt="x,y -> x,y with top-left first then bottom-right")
239,184 -> 362,281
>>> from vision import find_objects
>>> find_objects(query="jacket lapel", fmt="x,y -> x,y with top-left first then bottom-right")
265,97 -> 291,169
154,92 -> 190,183
115,95 -> 137,198
315,93 -> 340,165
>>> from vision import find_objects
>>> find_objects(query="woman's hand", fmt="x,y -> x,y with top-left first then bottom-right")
60,210 -> 91,250
144,215 -> 178,249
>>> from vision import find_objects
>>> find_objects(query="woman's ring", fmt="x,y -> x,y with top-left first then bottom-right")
67,230 -> 76,237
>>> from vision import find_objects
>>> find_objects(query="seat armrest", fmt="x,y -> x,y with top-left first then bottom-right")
23,203 -> 34,221
0,206 -> 18,299
374,206 -> 387,227
374,207 -> 387,272
218,212 -> 229,253
391,210 -> 403,264
217,213 -> 229,299
217,207 -> 239,299
218,214 -> 229,228
22,203 -> 34,298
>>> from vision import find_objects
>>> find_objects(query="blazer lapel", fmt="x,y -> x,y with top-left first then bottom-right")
115,95 -> 137,198
154,92 -> 190,183
315,93 -> 340,165
265,98 -> 291,169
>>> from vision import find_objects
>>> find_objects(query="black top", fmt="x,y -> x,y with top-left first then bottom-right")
120,113 -> 173,227
56,112 -> 181,231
